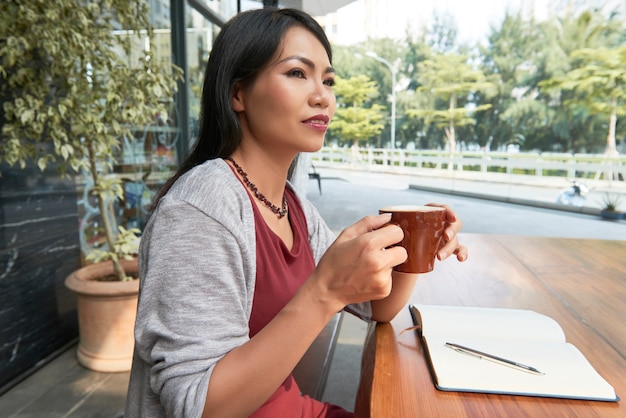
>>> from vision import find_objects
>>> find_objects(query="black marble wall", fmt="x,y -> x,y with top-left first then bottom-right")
0,163 -> 81,392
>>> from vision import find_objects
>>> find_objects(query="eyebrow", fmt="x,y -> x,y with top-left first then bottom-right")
278,55 -> 335,74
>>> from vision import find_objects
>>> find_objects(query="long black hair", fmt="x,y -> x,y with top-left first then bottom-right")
153,7 -> 332,204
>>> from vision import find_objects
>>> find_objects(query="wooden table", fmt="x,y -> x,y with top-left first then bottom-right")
355,234 -> 626,417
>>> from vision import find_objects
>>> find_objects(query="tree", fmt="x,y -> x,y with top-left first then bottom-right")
0,0 -> 182,281
351,39 -> 407,147
527,9 -> 624,152
540,46 -> 626,157
329,75 -> 386,147
477,11 -> 540,151
331,6 -> 625,154
407,53 -> 496,153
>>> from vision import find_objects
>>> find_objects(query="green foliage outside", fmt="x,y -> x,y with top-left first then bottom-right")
406,53 -> 496,153
331,4 -> 626,155
540,46 -> 626,157
329,75 -> 386,146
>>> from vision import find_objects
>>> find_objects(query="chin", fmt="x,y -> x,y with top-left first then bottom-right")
302,137 -> 326,153
310,142 -> 325,152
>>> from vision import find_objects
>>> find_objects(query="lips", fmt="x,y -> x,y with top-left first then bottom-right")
302,114 -> 330,132
303,114 -> 329,125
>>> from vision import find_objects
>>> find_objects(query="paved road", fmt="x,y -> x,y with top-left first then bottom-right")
307,169 -> 626,240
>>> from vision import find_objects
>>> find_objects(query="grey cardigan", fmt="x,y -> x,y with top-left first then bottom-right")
124,159 -> 371,418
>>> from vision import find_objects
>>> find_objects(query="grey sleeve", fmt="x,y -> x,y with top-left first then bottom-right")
134,198 -> 255,418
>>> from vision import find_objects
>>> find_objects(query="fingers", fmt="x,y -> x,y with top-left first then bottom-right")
337,213 -> 393,242
350,219 -> 407,270
425,203 -> 468,262
426,202 -> 457,223
369,223 -> 404,251
317,215 -> 408,304
454,245 -> 469,262
437,241 -> 468,261
378,242 -> 408,270
337,214 -> 407,253
426,203 -> 463,240
437,233 -> 468,262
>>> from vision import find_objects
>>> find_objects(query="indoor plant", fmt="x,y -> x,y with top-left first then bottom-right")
0,0 -> 182,371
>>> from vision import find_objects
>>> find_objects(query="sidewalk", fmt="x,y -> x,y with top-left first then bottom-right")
1,167 -> 624,417
0,344 -> 128,417
316,164 -> 626,214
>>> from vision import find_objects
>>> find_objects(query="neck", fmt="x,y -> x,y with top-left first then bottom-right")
225,156 -> 289,219
227,150 -> 292,203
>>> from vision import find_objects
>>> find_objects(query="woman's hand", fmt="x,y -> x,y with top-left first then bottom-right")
311,214 -> 407,310
426,203 -> 468,262
371,203 -> 468,322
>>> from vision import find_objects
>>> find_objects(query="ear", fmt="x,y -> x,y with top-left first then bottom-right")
231,82 -> 245,112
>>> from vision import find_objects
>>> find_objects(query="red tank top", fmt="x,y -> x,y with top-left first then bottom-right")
248,187 -> 315,336
247,187 -> 353,418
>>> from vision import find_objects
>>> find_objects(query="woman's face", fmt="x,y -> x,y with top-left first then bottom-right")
231,25 -> 336,157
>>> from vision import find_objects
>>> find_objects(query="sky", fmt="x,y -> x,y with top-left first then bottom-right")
329,0 -> 551,45
422,0 -> 551,43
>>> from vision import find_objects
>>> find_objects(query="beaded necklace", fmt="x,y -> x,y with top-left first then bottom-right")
226,157 -> 288,219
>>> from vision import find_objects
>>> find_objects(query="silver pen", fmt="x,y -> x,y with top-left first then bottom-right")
445,342 -> 545,375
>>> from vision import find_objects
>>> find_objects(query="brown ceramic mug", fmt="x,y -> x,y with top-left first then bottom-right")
379,205 -> 447,274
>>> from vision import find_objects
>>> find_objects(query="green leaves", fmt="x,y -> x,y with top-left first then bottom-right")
539,46 -> 626,154
331,6 -> 624,153
331,75 -> 387,145
0,0 -> 183,175
0,0 -> 182,280
406,53 -> 496,151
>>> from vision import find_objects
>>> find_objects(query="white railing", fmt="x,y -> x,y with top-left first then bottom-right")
312,147 -> 626,186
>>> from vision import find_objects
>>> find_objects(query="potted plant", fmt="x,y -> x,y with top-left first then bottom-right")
0,0 -> 182,371
600,193 -> 625,220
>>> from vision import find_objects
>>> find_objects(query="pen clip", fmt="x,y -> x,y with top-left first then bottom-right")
445,343 -> 481,359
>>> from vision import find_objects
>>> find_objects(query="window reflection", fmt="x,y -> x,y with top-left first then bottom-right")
110,0 -> 234,230
186,5 -> 217,142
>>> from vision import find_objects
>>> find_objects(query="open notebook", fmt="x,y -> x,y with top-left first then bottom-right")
409,304 -> 618,402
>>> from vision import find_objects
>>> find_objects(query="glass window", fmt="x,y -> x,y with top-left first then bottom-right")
185,5 -> 218,143
89,2 -> 182,234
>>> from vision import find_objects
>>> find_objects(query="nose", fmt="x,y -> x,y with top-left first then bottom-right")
309,81 -> 334,108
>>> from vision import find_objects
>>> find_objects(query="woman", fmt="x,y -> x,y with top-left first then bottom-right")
125,7 -> 467,418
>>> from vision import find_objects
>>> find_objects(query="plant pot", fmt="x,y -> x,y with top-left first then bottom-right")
600,210 -> 624,221
65,258 -> 139,372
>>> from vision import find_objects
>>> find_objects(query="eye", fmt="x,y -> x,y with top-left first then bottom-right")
287,69 -> 306,79
324,78 -> 335,87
